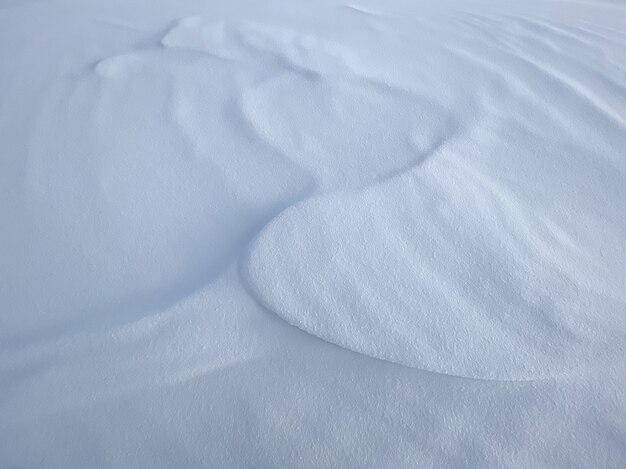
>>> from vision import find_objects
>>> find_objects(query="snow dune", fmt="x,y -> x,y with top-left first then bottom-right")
243,154 -> 609,380
1,0 -> 625,467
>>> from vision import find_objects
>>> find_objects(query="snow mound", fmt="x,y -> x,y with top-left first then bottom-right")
243,151 -> 614,380
161,17 -> 359,74
163,17 -> 457,189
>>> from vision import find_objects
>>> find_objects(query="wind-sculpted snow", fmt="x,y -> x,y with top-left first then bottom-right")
240,10 -> 626,381
1,0 -> 626,467
2,25 -> 316,342
162,17 -> 458,189
242,151 -> 619,380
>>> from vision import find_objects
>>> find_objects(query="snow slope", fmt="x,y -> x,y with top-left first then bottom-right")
1,0 -> 625,467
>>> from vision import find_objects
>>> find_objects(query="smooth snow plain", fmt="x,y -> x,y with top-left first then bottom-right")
1,0 -> 626,467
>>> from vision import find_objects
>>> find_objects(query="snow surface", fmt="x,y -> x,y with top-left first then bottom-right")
1,0 -> 625,467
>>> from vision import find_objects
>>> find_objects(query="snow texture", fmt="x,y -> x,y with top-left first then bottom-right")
1,0 -> 625,467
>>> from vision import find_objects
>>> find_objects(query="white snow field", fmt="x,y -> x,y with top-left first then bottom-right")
1,0 -> 626,466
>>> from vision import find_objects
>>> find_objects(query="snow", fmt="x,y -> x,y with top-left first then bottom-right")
243,154 -> 613,380
1,0 -> 625,467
